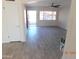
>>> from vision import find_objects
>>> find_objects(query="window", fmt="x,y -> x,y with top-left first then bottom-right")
40,11 -> 56,20
27,10 -> 37,25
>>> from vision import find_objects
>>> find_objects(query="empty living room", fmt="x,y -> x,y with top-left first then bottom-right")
2,0 -> 76,59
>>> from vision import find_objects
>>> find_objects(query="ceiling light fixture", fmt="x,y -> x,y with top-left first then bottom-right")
27,0 -> 39,4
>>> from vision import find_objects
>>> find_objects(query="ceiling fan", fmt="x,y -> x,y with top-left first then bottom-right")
51,3 -> 61,8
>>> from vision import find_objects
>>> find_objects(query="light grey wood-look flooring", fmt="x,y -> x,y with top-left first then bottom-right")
2,26 -> 66,59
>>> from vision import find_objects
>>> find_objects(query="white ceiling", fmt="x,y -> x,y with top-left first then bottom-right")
24,0 -> 71,7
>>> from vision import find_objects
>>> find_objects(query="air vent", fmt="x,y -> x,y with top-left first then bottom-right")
6,0 -> 15,1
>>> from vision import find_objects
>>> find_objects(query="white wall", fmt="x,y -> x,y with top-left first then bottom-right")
62,0 -> 76,59
58,1 -> 71,30
2,0 -> 26,43
27,6 -> 58,26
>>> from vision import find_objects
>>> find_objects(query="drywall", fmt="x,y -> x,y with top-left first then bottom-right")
2,0 -> 26,43
26,6 -> 58,26
58,1 -> 71,30
62,0 -> 76,59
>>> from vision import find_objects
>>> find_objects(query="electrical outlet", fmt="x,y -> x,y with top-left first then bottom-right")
8,36 -> 10,38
